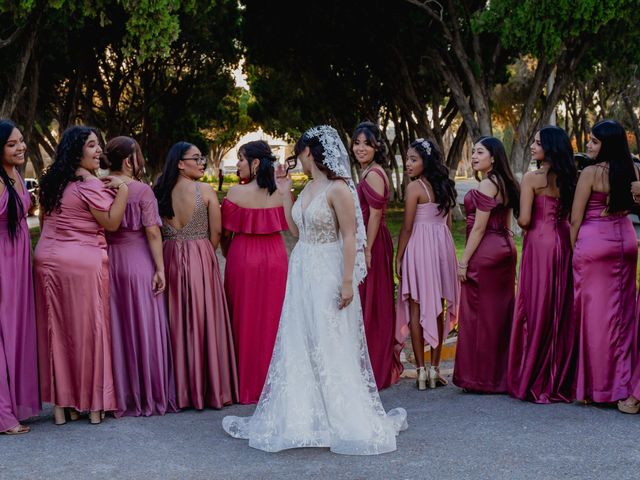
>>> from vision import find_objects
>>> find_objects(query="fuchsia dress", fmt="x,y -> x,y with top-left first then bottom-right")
396,179 -> 459,353
357,169 -> 403,389
573,191 -> 637,403
222,199 -> 288,404
35,176 -> 117,412
453,189 -> 516,393
0,176 -> 40,431
508,195 -> 576,403
161,182 -> 238,409
107,181 -> 177,416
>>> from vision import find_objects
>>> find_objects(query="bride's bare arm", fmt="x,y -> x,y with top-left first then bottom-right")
329,181 -> 356,309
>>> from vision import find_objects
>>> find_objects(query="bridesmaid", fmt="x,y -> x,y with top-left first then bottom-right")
0,120 -> 40,435
35,126 -> 128,425
154,142 -> 238,409
396,138 -> 459,390
508,126 -> 578,403
453,136 -> 519,393
352,122 -> 402,389
221,140 -> 288,404
102,136 -> 178,417
570,119 -> 638,404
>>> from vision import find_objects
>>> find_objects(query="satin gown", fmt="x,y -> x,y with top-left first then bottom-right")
396,179 -> 460,351
453,190 -> 516,393
161,182 -> 238,409
573,191 -> 637,403
222,199 -> 288,404
35,176 -> 117,412
0,176 -> 40,431
107,181 -> 178,417
357,169 -> 403,389
507,195 -> 576,403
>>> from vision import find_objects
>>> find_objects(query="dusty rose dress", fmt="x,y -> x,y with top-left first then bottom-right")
107,181 -> 177,417
0,176 -> 40,431
162,182 -> 238,409
357,169 -> 403,389
453,190 -> 516,393
573,191 -> 637,403
508,195 -> 576,403
222,199 -> 288,404
35,176 -> 117,412
396,179 -> 460,351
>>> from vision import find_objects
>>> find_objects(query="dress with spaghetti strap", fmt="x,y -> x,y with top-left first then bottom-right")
161,182 -> 238,409
396,179 -> 460,350
453,189 -> 516,393
357,168 -> 403,389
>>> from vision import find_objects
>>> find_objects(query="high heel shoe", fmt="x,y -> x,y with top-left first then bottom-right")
618,398 -> 640,414
53,406 -> 66,426
416,367 -> 427,391
429,365 -> 448,389
68,409 -> 80,421
89,411 -> 103,425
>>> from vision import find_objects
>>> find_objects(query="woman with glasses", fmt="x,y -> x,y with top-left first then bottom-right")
154,142 -> 238,409
220,140 -> 288,404
102,136 -> 178,417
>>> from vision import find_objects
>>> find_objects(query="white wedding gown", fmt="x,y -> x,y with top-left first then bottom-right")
222,183 -> 407,455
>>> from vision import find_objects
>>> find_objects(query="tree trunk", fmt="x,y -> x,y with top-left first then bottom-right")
622,92 -> 640,153
0,25 -> 37,118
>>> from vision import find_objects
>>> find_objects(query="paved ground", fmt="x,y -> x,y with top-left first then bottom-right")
3,365 -> 639,480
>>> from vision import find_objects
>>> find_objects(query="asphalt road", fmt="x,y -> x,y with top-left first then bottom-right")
3,369 -> 638,480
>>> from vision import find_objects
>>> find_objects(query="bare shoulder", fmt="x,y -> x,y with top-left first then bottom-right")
364,167 -> 386,189
225,183 -> 242,202
479,178 -> 498,196
328,179 -> 352,199
199,181 -> 219,204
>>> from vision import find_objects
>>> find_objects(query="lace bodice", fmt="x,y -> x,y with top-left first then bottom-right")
292,183 -> 339,244
161,182 -> 209,241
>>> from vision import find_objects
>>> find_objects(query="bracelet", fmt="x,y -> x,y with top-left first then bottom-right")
117,182 -> 128,190
458,262 -> 468,268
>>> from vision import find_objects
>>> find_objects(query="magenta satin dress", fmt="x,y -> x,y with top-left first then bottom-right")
0,177 -> 40,431
161,182 -> 238,409
107,181 -> 178,417
508,195 -> 576,403
222,199 -> 288,404
453,189 -> 516,393
573,191 -> 637,403
397,179 -> 460,352
35,176 -> 117,412
357,169 -> 403,389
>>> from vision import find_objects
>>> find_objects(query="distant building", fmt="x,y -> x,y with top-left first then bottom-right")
220,128 -> 296,174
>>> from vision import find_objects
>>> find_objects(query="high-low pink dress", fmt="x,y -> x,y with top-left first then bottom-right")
161,182 -> 238,409
35,176 -> 117,412
0,175 -> 40,431
222,199 -> 288,404
397,179 -> 459,350
357,169 -> 403,389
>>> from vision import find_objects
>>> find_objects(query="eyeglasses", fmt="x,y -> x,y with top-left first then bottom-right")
284,154 -> 298,173
182,155 -> 208,166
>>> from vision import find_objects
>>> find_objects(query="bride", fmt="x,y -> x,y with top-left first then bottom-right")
222,125 -> 407,455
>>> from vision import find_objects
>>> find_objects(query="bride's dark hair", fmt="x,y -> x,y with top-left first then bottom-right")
293,131 -> 348,181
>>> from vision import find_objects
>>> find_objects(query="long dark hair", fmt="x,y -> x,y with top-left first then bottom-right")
409,138 -> 456,215
238,140 -> 277,194
100,136 -> 145,179
293,130 -> 347,181
153,141 -> 194,218
538,126 -> 577,216
39,125 -> 99,215
591,119 -> 636,214
0,120 -> 25,240
351,121 -> 387,167
475,136 -> 520,217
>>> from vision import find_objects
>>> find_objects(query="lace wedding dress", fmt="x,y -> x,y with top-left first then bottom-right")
222,182 -> 408,455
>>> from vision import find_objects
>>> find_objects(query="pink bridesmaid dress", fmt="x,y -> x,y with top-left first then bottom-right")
573,191 -> 637,403
222,199 -> 288,404
107,181 -> 178,416
396,179 -> 460,356
161,182 -> 238,409
0,175 -> 40,431
35,176 -> 117,413
508,195 -> 576,403
357,169 -> 403,389
453,189 -> 516,393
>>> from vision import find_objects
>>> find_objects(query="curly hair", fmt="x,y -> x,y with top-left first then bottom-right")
39,125 -> 99,215
351,121 -> 388,167
409,139 -> 457,215
0,119 -> 25,240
